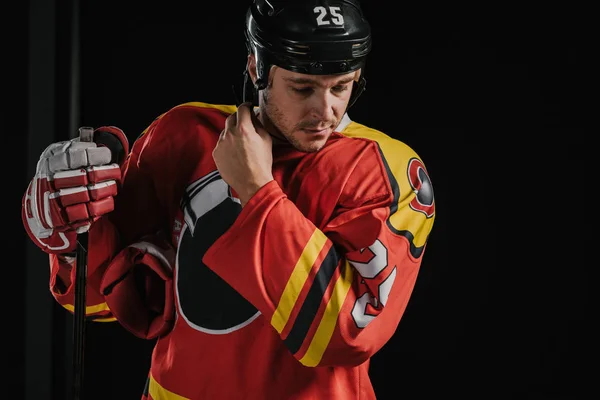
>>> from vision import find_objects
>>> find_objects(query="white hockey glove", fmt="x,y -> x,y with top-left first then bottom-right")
22,126 -> 129,254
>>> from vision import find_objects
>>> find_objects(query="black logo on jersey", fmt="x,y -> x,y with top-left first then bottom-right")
176,172 -> 259,333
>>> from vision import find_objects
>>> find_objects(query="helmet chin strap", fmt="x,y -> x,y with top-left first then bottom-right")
241,70 -> 253,105
347,76 -> 367,109
242,69 -> 266,106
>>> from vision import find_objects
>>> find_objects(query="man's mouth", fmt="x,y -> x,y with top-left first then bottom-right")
302,127 -> 330,135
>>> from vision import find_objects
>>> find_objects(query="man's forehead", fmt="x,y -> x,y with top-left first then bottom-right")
277,67 -> 359,84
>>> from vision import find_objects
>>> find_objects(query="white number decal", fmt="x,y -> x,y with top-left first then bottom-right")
314,6 -> 344,26
348,239 -> 396,328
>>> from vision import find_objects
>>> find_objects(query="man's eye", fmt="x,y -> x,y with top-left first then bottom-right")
292,87 -> 312,94
332,85 -> 349,93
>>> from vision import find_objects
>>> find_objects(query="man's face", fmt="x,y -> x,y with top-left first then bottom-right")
250,57 -> 359,153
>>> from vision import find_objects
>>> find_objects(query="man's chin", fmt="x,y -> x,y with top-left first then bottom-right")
283,130 -> 329,153
295,138 -> 328,153
298,145 -> 321,153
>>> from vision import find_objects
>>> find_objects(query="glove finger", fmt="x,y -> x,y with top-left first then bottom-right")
52,163 -> 121,190
46,199 -> 91,232
56,186 -> 90,207
47,150 -> 72,172
63,202 -> 90,224
46,142 -> 110,171
37,142 -> 68,176
62,198 -> 115,223
48,190 -> 94,228
52,168 -> 88,190
85,146 -> 112,166
47,187 -> 115,229
88,181 -> 118,201
87,164 -> 121,184
48,141 -> 93,171
88,196 -> 114,217
57,181 -> 117,206
67,143 -> 111,169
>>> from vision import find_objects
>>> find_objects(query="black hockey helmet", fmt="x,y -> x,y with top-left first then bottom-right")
242,0 -> 372,108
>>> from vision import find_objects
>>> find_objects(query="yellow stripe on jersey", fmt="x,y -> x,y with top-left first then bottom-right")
340,121 -> 434,249
63,302 -> 111,315
271,229 -> 329,334
178,102 -> 238,115
91,317 -> 116,322
149,373 -> 189,400
299,260 -> 354,367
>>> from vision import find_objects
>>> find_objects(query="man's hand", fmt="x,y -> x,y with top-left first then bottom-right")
22,127 -> 127,253
212,102 -> 274,206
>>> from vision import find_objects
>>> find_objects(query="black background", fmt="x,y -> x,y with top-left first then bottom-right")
8,1 -> 588,399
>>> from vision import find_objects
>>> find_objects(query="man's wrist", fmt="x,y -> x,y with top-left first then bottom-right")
238,178 -> 274,207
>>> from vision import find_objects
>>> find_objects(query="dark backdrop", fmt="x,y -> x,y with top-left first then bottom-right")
9,1 -> 588,399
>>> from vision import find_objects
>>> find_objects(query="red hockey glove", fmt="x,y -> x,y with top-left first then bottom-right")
22,126 -> 129,254
100,235 -> 176,339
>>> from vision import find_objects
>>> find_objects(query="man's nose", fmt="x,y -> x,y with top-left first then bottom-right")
309,92 -> 336,121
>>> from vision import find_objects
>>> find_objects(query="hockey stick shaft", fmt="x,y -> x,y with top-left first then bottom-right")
72,126 -> 94,400
73,232 -> 87,399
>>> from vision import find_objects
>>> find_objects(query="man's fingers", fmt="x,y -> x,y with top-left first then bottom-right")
224,102 -> 268,139
235,102 -> 255,132
224,111 -> 237,135
223,102 -> 254,136
248,107 -> 269,138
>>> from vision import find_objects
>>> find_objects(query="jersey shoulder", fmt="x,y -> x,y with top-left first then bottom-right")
166,101 -> 238,118
128,102 -> 237,170
338,118 -> 436,247
334,118 -> 429,199
138,101 -> 237,138
338,119 -> 423,165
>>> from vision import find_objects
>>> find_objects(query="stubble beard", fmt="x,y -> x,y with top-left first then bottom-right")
261,90 -> 328,153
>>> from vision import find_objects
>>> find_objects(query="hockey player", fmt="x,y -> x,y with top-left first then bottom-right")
22,1 -> 436,399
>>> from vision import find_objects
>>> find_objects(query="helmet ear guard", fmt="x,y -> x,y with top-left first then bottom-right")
240,0 -> 372,108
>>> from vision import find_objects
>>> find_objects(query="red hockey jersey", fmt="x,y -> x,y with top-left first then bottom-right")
42,102 -> 435,399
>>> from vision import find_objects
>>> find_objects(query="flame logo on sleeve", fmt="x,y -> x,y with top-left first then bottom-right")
407,158 -> 435,218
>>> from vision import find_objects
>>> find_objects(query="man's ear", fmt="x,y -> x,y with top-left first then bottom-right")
247,53 -> 258,85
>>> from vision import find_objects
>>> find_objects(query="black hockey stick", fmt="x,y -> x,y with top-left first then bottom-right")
72,126 -> 94,400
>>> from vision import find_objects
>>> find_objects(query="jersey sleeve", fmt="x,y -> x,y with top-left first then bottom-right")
48,119 -> 167,320
49,217 -> 120,321
46,103 -> 231,322
203,138 -> 436,367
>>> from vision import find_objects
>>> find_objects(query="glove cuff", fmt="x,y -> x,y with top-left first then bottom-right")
100,235 -> 175,339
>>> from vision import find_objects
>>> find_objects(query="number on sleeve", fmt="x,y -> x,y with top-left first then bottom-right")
348,240 -> 396,329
